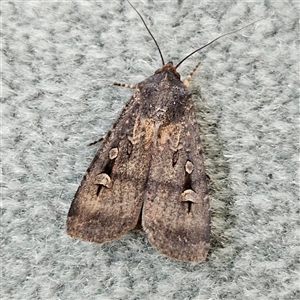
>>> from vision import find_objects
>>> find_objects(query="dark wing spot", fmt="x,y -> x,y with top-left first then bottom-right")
172,150 -> 179,167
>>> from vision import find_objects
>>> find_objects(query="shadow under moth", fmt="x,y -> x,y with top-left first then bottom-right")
67,1 -> 260,262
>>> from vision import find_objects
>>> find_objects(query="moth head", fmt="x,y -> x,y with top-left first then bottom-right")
155,62 -> 180,79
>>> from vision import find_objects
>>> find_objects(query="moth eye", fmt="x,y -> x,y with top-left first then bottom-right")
109,148 -> 119,160
172,151 -> 179,166
185,160 -> 194,174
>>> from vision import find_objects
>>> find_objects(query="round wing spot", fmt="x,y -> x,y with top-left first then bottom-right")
185,160 -> 194,174
109,148 -> 119,160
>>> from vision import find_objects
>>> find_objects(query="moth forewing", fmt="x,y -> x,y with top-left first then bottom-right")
67,94 -> 146,243
141,81 -> 210,262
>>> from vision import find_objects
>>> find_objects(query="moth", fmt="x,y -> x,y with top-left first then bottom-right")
67,1 -> 260,262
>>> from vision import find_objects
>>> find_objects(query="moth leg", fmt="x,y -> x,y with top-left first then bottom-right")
88,81 -> 137,147
87,136 -> 104,146
183,61 -> 201,87
113,82 -> 138,89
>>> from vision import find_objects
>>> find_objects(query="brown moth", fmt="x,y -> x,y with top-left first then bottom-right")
67,1 -> 260,262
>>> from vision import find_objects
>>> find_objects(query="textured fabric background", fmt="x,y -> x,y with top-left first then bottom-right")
2,1 -> 298,299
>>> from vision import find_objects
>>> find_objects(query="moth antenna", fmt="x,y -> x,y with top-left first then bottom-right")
127,0 -> 165,66
113,82 -> 137,89
183,61 -> 201,87
175,19 -> 263,69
